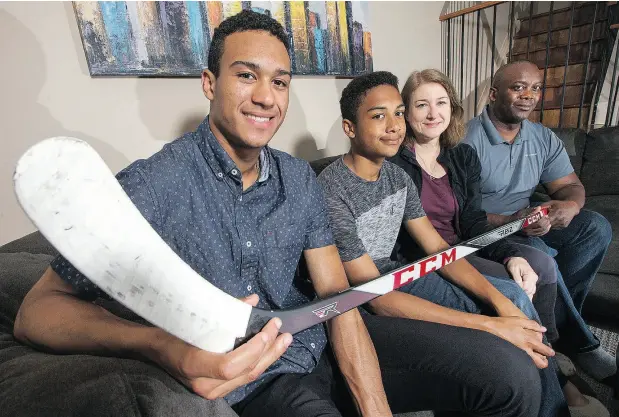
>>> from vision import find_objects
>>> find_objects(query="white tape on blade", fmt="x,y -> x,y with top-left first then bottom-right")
14,138 -> 252,353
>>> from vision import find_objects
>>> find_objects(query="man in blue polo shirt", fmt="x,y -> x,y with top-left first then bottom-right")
464,60 -> 615,383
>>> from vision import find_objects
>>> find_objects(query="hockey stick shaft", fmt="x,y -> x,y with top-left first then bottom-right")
244,207 -> 549,338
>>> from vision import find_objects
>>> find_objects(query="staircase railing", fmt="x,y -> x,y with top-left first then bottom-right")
441,1 -> 619,129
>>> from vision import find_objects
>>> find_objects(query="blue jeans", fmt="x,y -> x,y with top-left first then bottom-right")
508,208 -> 613,355
402,272 -> 569,417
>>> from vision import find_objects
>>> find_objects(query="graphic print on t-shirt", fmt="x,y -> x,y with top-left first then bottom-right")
356,187 -> 407,261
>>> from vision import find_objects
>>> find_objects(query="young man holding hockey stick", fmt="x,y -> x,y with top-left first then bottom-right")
317,71 -> 570,417
14,11 -> 391,417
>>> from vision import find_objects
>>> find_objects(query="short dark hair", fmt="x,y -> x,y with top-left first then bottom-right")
340,71 -> 399,123
208,10 -> 290,77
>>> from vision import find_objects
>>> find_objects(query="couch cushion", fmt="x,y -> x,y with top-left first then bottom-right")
0,231 -> 58,257
0,252 -> 53,334
583,195 -> 619,276
583,272 -> 619,326
309,155 -> 340,176
580,127 -> 619,196
0,344 -> 238,417
550,128 -> 587,177
0,252 -> 237,417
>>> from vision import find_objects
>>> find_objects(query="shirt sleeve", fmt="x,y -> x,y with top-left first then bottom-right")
403,174 -> 426,221
303,166 -> 334,250
540,129 -> 574,184
50,165 -> 162,300
317,180 -> 366,263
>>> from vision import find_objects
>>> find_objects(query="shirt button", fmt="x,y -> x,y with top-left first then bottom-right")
246,241 -> 252,247
247,285 -> 252,291
310,343 -> 316,349
232,169 -> 238,175
239,196 -> 242,202
217,172 -> 223,178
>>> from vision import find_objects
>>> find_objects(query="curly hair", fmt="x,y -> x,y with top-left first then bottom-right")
400,69 -> 465,148
208,10 -> 290,77
340,71 -> 399,123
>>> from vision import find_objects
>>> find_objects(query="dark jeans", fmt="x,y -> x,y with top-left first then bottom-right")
507,208 -> 613,355
234,315 -> 546,417
467,252 -> 559,344
404,272 -> 568,417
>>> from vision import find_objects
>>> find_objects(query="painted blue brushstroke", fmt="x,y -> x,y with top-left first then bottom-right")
251,7 -> 268,16
314,28 -> 326,74
185,1 -> 205,67
99,2 -> 134,67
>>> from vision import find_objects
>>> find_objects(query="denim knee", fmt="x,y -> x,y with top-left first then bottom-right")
493,278 -> 540,321
585,210 -> 613,247
527,252 -> 558,285
514,294 -> 540,322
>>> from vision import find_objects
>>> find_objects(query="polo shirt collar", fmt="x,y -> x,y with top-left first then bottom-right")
197,116 -> 271,183
481,105 -> 530,146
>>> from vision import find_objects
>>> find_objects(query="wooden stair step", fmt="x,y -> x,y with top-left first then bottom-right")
512,22 -> 607,54
537,83 -> 596,108
517,1 -> 608,22
536,103 -> 591,110
511,41 -> 605,68
513,37 -> 607,55
542,63 -> 602,86
515,18 -> 609,39
516,4 -> 608,38
542,79 -> 597,89
529,106 -> 590,129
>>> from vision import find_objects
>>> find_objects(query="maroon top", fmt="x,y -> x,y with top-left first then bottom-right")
419,169 -> 460,245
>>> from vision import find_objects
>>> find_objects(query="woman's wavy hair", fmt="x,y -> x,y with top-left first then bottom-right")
400,69 -> 465,149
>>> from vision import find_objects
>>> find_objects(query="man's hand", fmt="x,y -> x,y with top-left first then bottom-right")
510,206 -> 551,236
483,316 -> 554,369
153,294 -> 292,400
506,257 -> 538,300
542,200 -> 580,229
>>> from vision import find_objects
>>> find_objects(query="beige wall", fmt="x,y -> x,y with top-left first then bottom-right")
0,1 -> 443,245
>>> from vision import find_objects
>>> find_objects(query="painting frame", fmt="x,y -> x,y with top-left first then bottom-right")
73,1 -> 373,77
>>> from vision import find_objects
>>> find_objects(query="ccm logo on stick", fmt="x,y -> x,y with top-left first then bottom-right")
393,248 -> 457,289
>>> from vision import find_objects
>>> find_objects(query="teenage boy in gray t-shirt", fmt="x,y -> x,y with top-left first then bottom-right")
317,71 -> 570,417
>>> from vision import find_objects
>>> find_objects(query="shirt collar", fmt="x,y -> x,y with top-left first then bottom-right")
197,116 -> 272,183
480,105 -> 529,146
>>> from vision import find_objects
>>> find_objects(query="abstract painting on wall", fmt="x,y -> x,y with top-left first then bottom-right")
73,1 -> 373,77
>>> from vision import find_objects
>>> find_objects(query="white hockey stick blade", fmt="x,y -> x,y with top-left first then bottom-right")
14,137 -> 252,353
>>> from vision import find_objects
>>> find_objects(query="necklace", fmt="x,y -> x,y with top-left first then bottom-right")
414,147 -> 442,180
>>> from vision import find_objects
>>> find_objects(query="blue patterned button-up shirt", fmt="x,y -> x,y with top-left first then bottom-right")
50,117 -> 333,404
